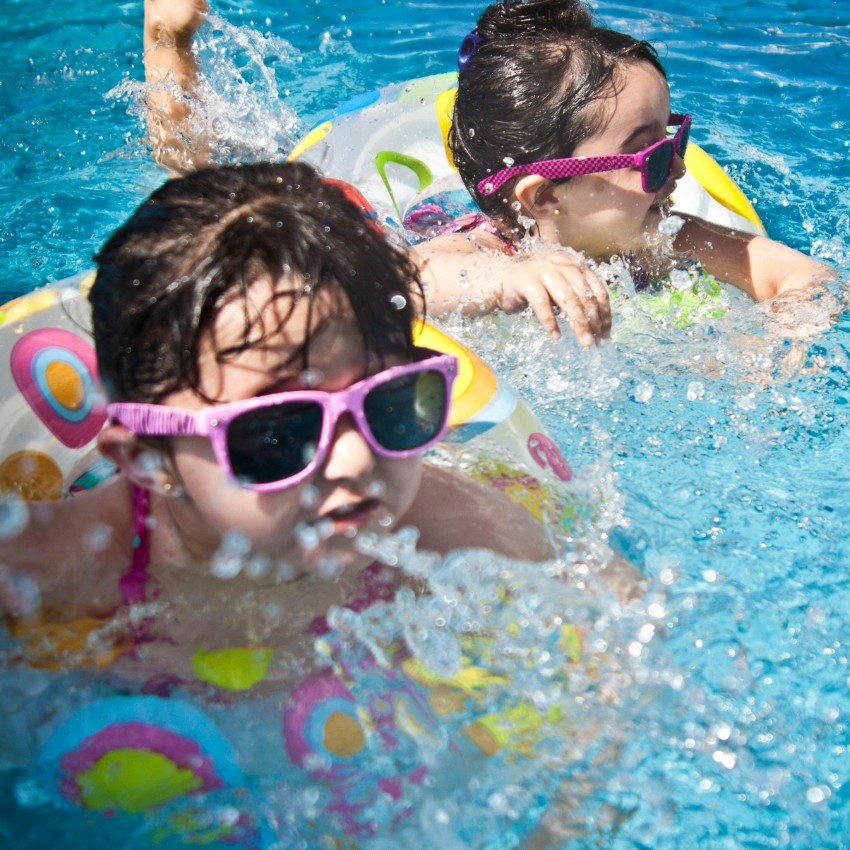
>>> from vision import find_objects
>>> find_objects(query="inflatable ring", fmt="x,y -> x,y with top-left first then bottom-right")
291,72 -> 766,237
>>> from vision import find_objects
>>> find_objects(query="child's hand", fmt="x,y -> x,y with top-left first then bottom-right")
498,252 -> 611,345
145,0 -> 209,46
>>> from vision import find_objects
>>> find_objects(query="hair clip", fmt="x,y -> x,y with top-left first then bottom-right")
457,31 -> 484,73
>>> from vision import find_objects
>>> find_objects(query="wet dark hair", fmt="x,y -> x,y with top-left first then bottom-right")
452,0 -> 666,236
90,162 -> 422,403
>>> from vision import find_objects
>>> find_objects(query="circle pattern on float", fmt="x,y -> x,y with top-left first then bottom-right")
9,329 -> 105,449
31,347 -> 93,422
0,449 -> 64,501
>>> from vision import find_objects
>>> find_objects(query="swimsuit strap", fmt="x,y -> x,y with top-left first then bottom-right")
437,212 -> 517,255
119,483 -> 151,605
621,253 -> 651,291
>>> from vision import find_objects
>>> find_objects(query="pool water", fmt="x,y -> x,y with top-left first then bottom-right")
2,1 -> 850,847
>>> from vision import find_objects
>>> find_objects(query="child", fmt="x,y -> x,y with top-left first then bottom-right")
0,161 -> 553,680
415,0 -> 835,341
141,0 -> 833,347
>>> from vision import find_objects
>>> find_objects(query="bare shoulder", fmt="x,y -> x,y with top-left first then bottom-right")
0,475 -> 135,620
403,464 -> 555,562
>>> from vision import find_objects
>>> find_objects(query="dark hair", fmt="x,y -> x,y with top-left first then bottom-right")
90,162 -> 422,403
452,0 -> 666,236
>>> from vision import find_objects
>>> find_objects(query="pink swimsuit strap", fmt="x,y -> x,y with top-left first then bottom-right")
437,212 -> 517,255
119,483 -> 150,606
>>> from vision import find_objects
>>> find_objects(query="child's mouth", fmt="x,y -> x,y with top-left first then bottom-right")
322,499 -> 380,535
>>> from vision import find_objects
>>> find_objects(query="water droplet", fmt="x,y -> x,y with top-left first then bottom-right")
669,268 -> 692,291
301,443 -> 318,466
84,522 -> 113,554
806,785 -> 829,804
687,381 -> 705,401
299,367 -> 323,388
660,568 -> 676,585
294,522 -> 321,550
0,495 -> 29,540
379,513 -> 394,527
390,293 -> 407,310
632,381 -> 654,403
210,529 -> 251,579
315,518 -> 334,541
318,554 -> 344,578
657,214 -> 684,236
502,156 -> 515,167
366,479 -> 386,498
511,200 -> 522,211
0,564 -> 41,619
276,561 -> 296,582
468,127 -> 475,137
299,485 -> 320,509
245,553 -> 271,580
483,182 -> 494,193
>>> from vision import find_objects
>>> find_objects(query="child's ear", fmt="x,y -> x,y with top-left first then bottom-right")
97,426 -> 177,496
513,175 -> 560,220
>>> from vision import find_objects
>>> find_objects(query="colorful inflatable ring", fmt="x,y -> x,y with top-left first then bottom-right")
290,72 -> 766,237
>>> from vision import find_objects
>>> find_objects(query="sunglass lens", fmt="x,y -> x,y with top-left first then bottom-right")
227,401 -> 323,485
645,142 -> 673,193
364,369 -> 447,452
678,121 -> 690,160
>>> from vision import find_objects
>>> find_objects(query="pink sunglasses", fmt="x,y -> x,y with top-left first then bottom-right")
108,349 -> 458,492
478,113 -> 691,197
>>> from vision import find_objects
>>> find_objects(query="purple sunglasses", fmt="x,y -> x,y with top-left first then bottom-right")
108,349 -> 458,493
478,113 -> 692,197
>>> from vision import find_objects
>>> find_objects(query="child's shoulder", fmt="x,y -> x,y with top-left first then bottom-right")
407,464 -> 555,563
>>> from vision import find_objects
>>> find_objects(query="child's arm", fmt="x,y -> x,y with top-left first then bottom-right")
412,232 -> 611,346
408,466 -> 644,602
0,477 -> 132,621
675,215 -> 836,301
143,0 -> 212,172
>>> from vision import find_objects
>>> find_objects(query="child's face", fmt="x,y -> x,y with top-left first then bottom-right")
163,278 -> 423,576
542,62 -> 684,259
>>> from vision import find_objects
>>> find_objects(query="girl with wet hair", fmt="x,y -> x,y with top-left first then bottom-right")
0,161 -> 552,650
414,0 -> 833,341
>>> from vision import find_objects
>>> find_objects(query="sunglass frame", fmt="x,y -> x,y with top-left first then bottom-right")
108,348 -> 458,492
478,114 -> 691,196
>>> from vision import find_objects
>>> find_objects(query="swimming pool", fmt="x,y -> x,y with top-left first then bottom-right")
1,0 -> 849,847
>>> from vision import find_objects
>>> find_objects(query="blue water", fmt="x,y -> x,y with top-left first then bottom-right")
2,0 -> 850,847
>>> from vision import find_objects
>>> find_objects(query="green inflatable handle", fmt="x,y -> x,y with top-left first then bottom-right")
374,151 -> 433,219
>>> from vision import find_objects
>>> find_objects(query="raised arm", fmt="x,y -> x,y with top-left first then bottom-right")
675,214 -> 836,301
143,0 -> 212,172
411,231 -> 611,346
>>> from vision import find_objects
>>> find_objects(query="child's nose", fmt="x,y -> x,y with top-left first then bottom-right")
321,413 -> 375,482
672,152 -> 687,180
